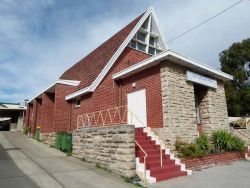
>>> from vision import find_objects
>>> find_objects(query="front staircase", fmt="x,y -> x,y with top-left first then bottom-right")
135,128 -> 191,183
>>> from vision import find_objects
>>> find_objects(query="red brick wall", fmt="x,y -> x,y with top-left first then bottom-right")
182,152 -> 244,171
54,84 -> 75,132
25,104 -> 31,127
29,99 -> 42,135
70,47 -> 163,130
41,92 -> 55,133
29,47 -> 163,132
119,65 -> 163,128
36,99 -> 43,126
31,100 -> 37,135
28,104 -> 33,128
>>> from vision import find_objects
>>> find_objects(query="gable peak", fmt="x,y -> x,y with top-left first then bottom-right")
127,7 -> 167,55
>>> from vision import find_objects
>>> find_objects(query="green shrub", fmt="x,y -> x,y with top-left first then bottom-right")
175,139 -> 206,158
23,127 -> 30,135
230,135 -> 245,152
175,130 -> 245,158
211,130 -> 244,153
195,134 -> 211,154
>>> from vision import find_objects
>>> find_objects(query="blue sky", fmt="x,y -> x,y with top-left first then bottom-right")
0,0 -> 250,103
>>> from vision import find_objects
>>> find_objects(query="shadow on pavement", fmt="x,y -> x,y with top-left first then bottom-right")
0,132 -> 40,188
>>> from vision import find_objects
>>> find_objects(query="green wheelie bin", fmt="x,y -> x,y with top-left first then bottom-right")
62,133 -> 72,154
55,132 -> 63,150
35,127 -> 40,141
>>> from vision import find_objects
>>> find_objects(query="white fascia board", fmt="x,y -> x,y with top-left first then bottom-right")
65,86 -> 91,100
150,7 -> 168,50
89,7 -> 154,92
112,50 -> 168,80
57,79 -> 80,86
65,7 -> 155,101
168,51 -> 233,80
28,79 -> 80,104
112,50 -> 233,81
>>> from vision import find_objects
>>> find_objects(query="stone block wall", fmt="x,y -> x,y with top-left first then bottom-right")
40,132 -> 56,146
158,61 -> 229,149
200,81 -> 229,133
72,125 -> 135,177
158,62 -> 198,148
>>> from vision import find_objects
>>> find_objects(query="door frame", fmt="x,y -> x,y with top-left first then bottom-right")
127,88 -> 147,128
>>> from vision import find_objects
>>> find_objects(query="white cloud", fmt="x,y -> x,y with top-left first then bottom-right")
0,0 -> 249,103
153,0 -> 250,67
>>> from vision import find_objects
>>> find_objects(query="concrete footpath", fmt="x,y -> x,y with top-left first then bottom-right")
1,131 -> 250,188
0,131 -> 136,188
151,160 -> 250,188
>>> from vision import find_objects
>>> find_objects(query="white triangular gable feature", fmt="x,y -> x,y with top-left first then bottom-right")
65,7 -> 166,100
128,10 -> 167,55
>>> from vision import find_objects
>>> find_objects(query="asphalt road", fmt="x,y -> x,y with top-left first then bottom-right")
0,131 -> 136,188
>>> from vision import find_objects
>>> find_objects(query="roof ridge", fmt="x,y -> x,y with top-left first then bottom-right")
60,11 -> 145,80
59,10 -> 146,91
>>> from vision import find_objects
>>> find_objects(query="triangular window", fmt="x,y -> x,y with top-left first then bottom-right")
128,13 -> 166,55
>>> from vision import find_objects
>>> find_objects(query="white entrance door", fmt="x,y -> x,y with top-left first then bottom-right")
127,89 -> 147,128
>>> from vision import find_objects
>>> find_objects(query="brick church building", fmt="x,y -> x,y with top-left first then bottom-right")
25,7 -> 232,183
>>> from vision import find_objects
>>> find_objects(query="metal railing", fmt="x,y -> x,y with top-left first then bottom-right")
77,105 -> 127,128
135,140 -> 147,184
76,105 -> 163,177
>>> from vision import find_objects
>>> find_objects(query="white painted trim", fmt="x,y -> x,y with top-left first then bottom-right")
65,7 -> 167,101
112,50 -> 233,81
65,86 -> 91,100
28,79 -> 80,104
150,7 -> 168,50
56,79 -> 80,86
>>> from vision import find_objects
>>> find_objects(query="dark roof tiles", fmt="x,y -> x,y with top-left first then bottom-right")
59,13 -> 144,91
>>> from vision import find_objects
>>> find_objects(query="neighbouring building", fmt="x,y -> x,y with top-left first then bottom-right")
0,102 -> 26,131
25,7 -> 233,183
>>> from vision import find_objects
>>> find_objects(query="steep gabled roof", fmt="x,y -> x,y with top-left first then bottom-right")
60,13 -> 144,90
65,7 -> 167,100
27,7 -> 167,103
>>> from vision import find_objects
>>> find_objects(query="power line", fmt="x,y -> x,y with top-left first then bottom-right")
163,0 -> 245,45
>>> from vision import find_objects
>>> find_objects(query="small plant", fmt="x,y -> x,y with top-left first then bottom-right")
211,130 -> 244,153
229,135 -> 245,152
195,134 -> 211,154
23,127 -> 30,135
175,139 -> 206,158
175,129 -> 245,158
